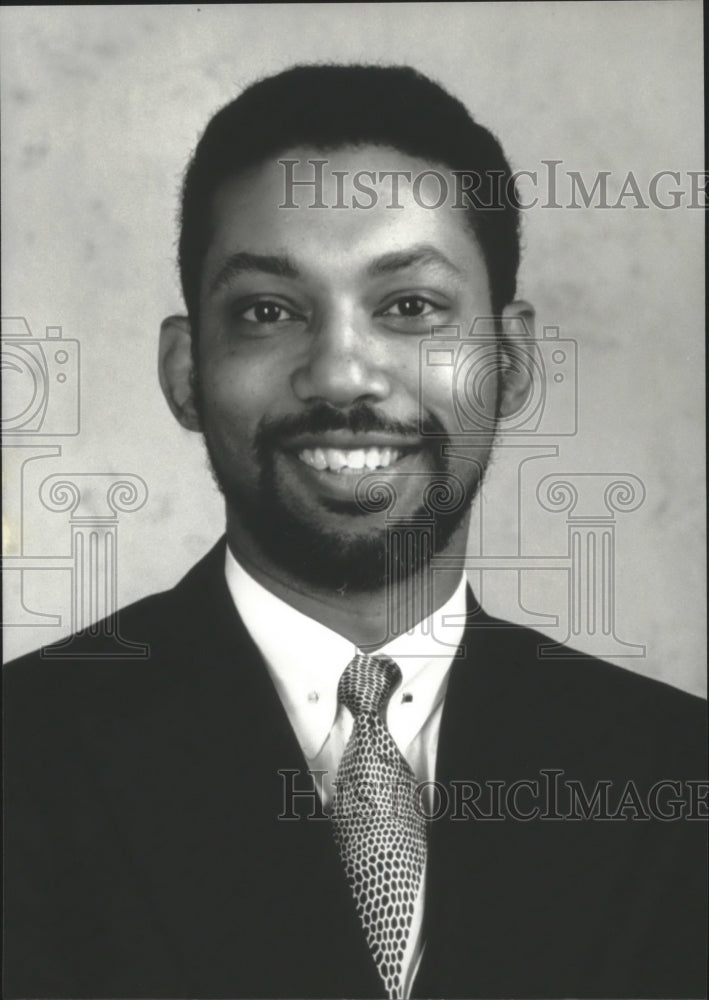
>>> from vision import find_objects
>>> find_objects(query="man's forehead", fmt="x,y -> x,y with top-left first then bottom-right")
216,143 -> 469,212
205,143 -> 485,280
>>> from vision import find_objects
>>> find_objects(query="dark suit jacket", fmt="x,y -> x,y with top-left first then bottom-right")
4,538 -> 707,998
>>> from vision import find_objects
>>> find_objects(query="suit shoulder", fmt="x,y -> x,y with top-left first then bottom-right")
2,586 -> 175,701
476,612 -> 704,705
457,612 -> 706,769
4,537 -> 228,684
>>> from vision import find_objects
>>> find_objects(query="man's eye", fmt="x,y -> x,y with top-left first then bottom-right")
381,296 -> 437,318
240,301 -> 295,323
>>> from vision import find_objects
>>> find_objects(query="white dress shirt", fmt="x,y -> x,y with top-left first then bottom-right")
224,547 -> 467,998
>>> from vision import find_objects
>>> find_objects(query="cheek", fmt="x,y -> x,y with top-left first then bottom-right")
418,362 -> 457,422
196,373 -> 260,459
421,345 -> 500,431
201,355 -> 278,421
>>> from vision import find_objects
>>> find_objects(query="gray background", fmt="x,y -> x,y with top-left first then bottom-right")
1,3 -> 705,696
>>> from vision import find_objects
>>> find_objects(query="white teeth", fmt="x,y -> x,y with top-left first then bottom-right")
297,446 -> 403,473
326,449 -> 348,471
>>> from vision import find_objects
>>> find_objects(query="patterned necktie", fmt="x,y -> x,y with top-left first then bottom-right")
331,653 -> 427,1000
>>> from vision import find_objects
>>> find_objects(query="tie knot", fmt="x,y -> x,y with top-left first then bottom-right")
338,654 -> 402,716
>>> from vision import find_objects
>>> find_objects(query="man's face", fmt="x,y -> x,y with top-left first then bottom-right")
189,145 -> 504,590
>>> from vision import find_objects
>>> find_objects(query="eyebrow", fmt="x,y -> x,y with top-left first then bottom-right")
366,244 -> 463,278
209,252 -> 299,293
209,242 -> 463,295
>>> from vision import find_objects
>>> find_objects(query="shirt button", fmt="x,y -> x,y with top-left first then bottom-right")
402,692 -> 413,703
307,691 -> 320,703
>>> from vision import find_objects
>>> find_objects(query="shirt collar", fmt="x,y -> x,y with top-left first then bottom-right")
224,546 -> 467,759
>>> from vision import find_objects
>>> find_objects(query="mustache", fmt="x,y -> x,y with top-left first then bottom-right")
255,402 -> 449,450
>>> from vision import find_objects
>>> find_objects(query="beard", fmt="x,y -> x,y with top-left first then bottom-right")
199,398 -> 495,593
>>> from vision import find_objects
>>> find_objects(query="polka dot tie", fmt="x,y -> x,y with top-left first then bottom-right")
331,654 -> 427,1000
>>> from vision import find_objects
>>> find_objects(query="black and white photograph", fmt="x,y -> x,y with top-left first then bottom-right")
2,4 -> 706,998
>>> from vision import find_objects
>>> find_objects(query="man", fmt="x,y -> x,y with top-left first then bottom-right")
4,64 -> 706,999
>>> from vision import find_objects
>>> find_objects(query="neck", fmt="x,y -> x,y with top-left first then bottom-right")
224,515 -> 469,649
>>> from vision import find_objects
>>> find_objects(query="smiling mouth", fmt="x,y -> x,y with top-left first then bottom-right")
296,445 -> 414,475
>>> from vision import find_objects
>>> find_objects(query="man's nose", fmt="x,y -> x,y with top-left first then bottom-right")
291,309 -> 391,407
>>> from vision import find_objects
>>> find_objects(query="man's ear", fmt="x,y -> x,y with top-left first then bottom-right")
497,300 -> 536,419
158,315 -> 201,431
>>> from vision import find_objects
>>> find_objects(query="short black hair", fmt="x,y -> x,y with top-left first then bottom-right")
179,63 -> 520,330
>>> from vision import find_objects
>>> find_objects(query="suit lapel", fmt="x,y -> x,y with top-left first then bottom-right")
413,592 -> 521,997
413,592 -> 610,997
79,539 -> 383,996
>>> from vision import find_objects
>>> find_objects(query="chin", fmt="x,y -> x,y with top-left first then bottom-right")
233,490 -> 472,594
205,435 -> 480,593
